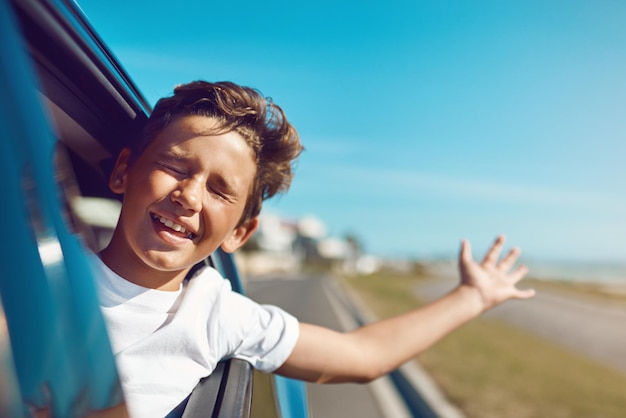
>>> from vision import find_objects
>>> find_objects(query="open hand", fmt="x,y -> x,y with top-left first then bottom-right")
459,235 -> 535,312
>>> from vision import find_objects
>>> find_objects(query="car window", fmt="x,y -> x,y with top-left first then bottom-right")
1,0 -> 125,415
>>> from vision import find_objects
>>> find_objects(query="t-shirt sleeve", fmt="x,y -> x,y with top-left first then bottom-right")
217,287 -> 300,372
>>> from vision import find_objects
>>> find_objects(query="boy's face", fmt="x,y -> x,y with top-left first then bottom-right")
106,115 -> 258,282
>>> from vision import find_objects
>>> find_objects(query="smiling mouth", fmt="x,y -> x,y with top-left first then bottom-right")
152,214 -> 196,239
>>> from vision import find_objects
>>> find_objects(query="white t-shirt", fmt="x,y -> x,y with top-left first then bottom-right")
90,255 -> 299,418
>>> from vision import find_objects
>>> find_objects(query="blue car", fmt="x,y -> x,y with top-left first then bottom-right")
0,0 -> 308,416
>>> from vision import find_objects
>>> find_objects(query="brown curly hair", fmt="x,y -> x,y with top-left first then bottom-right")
135,81 -> 303,225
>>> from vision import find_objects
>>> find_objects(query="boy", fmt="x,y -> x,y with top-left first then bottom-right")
92,80 -> 535,417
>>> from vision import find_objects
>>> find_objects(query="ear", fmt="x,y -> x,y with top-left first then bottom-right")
221,217 -> 259,253
109,148 -> 132,194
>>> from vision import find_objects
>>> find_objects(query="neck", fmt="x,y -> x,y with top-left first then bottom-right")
98,246 -> 190,291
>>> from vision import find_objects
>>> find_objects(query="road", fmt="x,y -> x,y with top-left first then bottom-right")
413,278 -> 626,375
246,274 -> 411,418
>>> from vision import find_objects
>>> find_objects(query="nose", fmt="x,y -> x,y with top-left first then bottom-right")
171,178 -> 203,213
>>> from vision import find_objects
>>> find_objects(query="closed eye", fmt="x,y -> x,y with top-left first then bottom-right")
207,185 -> 231,201
207,176 -> 236,202
156,160 -> 187,177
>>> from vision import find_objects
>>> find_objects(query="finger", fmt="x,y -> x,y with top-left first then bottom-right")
459,239 -> 473,265
508,265 -> 529,283
513,288 -> 536,300
498,246 -> 521,271
481,235 -> 505,265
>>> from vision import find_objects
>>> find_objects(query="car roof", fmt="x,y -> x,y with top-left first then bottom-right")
13,0 -> 151,199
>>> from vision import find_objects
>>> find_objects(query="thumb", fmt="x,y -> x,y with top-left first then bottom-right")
514,288 -> 536,299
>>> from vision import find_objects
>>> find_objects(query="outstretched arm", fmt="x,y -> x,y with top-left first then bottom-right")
275,235 -> 535,383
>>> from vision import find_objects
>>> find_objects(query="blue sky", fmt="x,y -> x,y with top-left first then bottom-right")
78,0 -> 626,265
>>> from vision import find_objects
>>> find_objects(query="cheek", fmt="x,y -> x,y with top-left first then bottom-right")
121,173 -> 170,214
201,204 -> 242,239
142,171 -> 175,194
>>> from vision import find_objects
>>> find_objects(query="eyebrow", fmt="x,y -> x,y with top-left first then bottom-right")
161,147 -> 189,160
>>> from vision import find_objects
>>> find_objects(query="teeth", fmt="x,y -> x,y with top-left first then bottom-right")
157,215 -> 188,235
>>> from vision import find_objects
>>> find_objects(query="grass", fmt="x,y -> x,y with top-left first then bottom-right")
250,370 -> 280,418
343,271 -> 626,418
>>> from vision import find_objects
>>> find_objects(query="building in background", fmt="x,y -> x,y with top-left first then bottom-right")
237,212 -> 381,276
